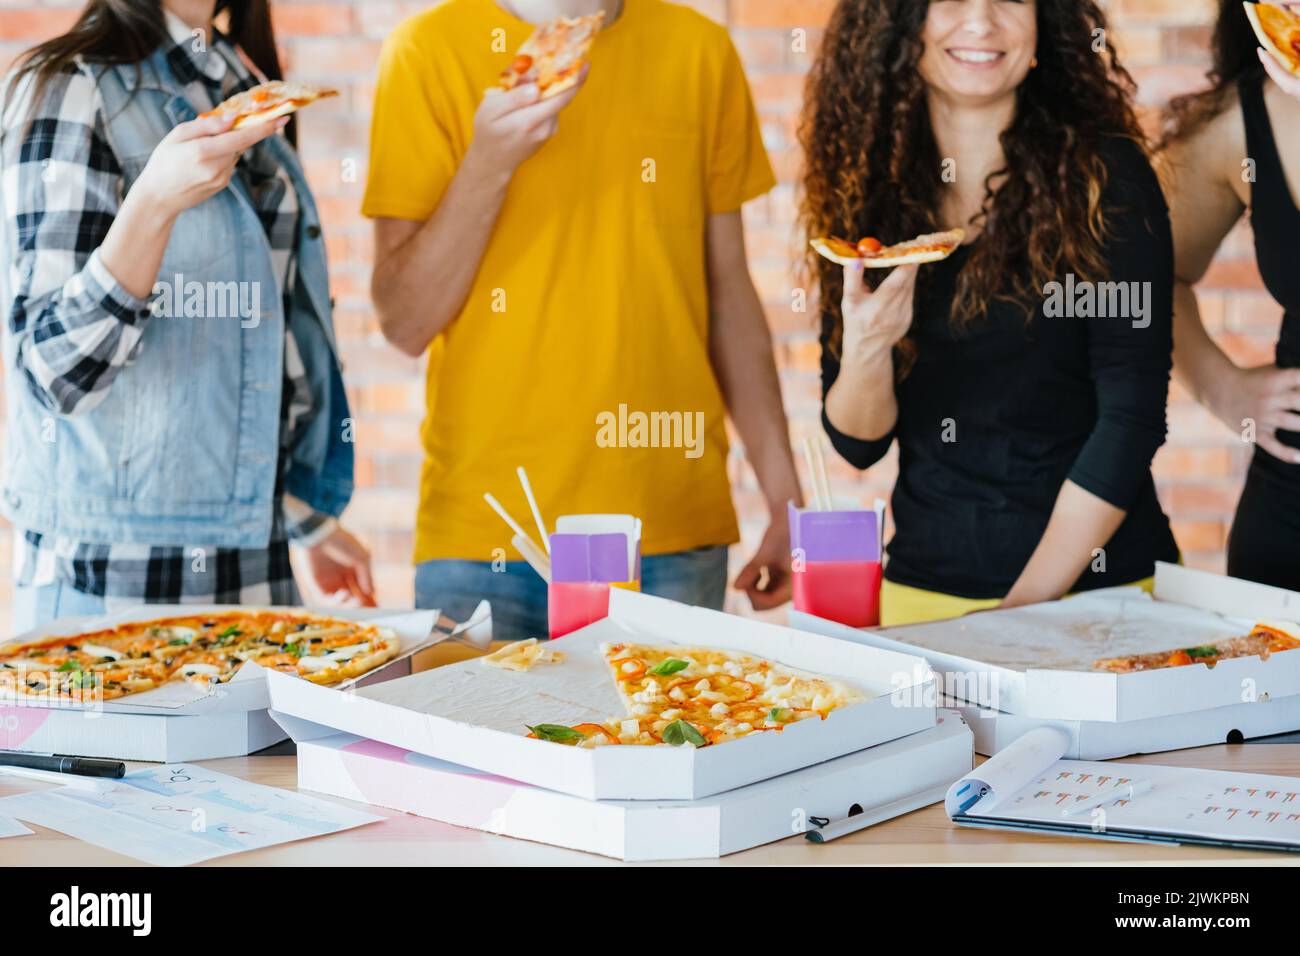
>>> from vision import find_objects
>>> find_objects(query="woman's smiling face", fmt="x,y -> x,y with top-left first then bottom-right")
919,0 -> 1039,106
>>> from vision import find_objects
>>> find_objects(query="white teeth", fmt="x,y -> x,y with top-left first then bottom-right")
949,49 -> 1001,64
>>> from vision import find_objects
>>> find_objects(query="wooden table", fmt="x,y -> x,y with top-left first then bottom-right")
4,741 -> 1300,866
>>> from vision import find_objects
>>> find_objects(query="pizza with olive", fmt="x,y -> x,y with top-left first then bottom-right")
0,611 -> 399,702
524,641 -> 859,748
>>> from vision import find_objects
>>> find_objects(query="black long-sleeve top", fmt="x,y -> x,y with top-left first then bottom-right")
821,138 -> 1180,599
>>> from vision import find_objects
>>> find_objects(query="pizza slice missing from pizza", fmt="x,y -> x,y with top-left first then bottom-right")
811,228 -> 966,268
1246,2 -> 1300,76
497,12 -> 604,99
199,81 -> 339,129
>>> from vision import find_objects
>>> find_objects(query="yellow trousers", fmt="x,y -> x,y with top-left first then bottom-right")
880,575 -> 1158,627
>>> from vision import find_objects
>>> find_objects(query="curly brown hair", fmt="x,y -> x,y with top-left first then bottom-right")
799,0 -> 1146,359
1161,0 -> 1262,147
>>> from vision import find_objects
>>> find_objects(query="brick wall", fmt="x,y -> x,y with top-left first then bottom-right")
0,0 -> 1260,615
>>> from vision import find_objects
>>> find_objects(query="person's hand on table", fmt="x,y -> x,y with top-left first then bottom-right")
1259,45 -> 1300,102
465,65 -> 588,178
733,521 -> 793,611
300,526 -> 377,607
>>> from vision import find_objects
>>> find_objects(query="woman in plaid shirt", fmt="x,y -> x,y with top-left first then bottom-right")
0,0 -> 374,630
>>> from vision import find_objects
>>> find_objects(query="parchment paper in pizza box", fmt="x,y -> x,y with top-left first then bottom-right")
0,606 -> 440,717
268,588 -> 937,802
790,563 -> 1300,723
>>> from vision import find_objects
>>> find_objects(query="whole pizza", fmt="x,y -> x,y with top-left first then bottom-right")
0,611 -> 399,702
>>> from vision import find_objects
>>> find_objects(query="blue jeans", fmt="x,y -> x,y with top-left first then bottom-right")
11,582 -> 107,634
415,545 -> 729,641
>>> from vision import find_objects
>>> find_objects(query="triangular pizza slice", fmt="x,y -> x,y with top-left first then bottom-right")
1246,2 -> 1300,76
597,641 -> 860,745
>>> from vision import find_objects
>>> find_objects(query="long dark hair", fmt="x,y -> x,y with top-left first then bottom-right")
1163,0 -> 1263,145
5,1 -> 288,137
799,0 -> 1145,359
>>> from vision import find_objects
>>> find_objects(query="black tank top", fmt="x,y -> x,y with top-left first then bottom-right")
1240,73 -> 1300,371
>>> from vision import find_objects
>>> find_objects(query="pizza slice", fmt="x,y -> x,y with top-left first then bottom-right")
595,641 -> 859,745
1093,620 -> 1300,673
1245,2 -> 1300,76
199,81 -> 339,129
811,228 -> 966,268
497,12 -> 604,99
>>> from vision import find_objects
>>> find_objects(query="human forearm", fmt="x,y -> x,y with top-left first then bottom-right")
1002,481 -> 1126,607
709,282 -> 801,513
1173,280 -> 1243,428
824,342 -> 898,443
371,148 -> 513,356
97,183 -> 179,299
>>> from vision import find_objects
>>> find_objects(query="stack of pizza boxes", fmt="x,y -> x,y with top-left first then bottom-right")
269,588 -> 975,862
791,562 -> 1300,760
0,608 -> 441,762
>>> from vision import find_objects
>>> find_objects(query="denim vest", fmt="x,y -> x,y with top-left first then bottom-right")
0,49 -> 353,548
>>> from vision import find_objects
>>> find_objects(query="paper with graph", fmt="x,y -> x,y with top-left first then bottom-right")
946,728 -> 1300,851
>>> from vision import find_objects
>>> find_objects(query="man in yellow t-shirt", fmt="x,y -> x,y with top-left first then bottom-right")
364,0 -> 801,637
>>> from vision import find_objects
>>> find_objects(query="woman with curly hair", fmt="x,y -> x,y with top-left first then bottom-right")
1163,0 -> 1300,592
802,0 -> 1179,625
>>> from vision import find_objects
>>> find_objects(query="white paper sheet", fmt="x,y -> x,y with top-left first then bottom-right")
1,763 -> 380,865
0,813 -> 32,838
947,730 -> 1300,849
885,588 -> 1252,672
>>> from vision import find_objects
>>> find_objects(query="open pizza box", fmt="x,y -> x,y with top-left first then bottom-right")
790,563 -> 1300,726
0,606 -> 447,762
945,691 -> 1300,760
267,589 -> 938,801
288,711 -> 973,862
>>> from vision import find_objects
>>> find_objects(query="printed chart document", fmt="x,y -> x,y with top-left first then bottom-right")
946,728 -> 1300,853
1,764 -> 381,865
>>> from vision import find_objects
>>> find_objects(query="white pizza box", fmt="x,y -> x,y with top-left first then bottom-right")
285,709 -> 972,861
944,692 -> 1300,760
267,589 -> 937,801
0,703 -> 286,762
0,606 -> 450,762
0,605 -> 441,716
790,563 -> 1300,724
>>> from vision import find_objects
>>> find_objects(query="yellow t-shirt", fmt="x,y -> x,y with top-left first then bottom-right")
364,0 -> 776,562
